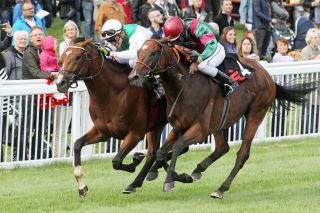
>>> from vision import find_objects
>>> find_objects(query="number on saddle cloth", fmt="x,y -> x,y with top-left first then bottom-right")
218,54 -> 255,83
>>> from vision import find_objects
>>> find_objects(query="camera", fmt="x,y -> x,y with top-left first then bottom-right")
0,23 -> 6,30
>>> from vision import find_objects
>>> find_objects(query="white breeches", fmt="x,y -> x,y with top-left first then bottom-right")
197,43 -> 226,77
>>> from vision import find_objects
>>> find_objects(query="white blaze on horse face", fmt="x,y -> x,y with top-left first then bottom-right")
66,50 -> 72,57
142,44 -> 149,50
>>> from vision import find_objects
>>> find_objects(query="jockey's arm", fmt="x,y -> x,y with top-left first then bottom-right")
110,33 -> 145,60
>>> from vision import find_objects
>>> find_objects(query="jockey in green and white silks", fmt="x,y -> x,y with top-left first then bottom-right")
100,19 -> 164,100
100,19 -> 153,68
163,17 -> 239,94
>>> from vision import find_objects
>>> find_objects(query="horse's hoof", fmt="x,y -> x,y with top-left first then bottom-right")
79,185 -> 89,198
133,152 -> 145,161
146,171 -> 159,181
191,172 -> 202,181
210,191 -> 223,199
163,182 -> 175,192
122,185 -> 136,194
175,173 -> 193,183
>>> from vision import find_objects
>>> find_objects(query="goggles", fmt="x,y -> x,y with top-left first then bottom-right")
101,29 -> 122,42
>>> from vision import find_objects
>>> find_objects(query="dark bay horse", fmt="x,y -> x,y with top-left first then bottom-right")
56,38 -> 167,197
128,39 -> 319,199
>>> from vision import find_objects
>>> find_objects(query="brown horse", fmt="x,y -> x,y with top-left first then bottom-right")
56,38 -> 168,197
128,39 -> 319,199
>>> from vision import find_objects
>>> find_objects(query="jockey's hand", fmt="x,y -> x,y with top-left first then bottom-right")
189,63 -> 198,75
99,47 -> 110,56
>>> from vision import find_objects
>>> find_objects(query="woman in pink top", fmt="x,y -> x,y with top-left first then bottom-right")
39,36 -> 62,72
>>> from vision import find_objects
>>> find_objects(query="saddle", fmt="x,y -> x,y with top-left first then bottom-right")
217,53 -> 255,83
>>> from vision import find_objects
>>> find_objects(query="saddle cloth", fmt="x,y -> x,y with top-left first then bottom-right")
217,53 -> 255,83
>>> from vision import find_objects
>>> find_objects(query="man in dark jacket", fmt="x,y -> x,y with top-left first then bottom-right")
252,0 -> 275,60
0,22 -> 12,51
139,0 -> 163,28
22,26 -> 57,160
213,0 -> 234,35
22,26 -> 57,80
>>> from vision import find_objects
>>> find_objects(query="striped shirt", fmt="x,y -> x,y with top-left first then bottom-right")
0,68 -> 9,115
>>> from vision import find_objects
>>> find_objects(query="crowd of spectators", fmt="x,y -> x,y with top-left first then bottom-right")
1,0 -> 320,161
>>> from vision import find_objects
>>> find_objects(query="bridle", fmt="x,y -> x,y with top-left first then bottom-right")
60,44 -> 104,88
136,39 -> 179,79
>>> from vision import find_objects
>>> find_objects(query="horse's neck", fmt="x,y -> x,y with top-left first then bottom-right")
85,62 -> 130,101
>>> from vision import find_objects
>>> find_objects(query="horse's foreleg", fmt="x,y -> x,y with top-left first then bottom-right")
212,110 -> 267,199
123,127 -> 163,194
74,127 -> 104,198
163,125 -> 207,192
112,132 -> 143,173
191,130 -> 230,181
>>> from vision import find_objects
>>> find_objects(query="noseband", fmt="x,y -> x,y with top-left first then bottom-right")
136,39 -> 179,78
61,45 -> 104,88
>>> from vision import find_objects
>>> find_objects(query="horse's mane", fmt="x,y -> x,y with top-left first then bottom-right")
87,42 -> 132,74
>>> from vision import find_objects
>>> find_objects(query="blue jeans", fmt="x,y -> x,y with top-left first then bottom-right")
82,1 -> 95,38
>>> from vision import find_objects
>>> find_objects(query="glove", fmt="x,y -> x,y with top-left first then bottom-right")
189,63 -> 198,75
99,47 -> 110,56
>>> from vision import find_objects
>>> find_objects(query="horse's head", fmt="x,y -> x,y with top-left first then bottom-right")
56,38 -> 102,93
128,38 -> 178,88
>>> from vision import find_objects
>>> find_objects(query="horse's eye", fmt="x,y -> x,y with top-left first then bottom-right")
75,56 -> 81,61
150,52 -> 157,58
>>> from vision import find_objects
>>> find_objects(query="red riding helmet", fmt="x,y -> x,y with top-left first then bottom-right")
163,17 -> 185,41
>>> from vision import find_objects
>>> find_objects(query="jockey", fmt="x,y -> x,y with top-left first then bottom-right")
99,19 -> 164,100
163,17 -> 239,94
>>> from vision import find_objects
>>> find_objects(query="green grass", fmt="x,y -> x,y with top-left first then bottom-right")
0,137 -> 319,213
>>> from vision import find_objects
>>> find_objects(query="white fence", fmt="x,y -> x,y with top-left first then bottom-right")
0,61 -> 319,169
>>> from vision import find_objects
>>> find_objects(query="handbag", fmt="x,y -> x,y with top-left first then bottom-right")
66,7 -> 76,19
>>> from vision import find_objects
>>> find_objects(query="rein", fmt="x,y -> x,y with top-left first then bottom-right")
136,39 -> 180,78
62,45 -> 104,87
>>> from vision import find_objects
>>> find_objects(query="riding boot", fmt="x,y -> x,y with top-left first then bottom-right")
152,78 -> 165,101
214,70 -> 239,95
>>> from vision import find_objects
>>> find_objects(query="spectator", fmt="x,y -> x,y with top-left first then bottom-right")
59,0 -> 77,25
220,26 -> 237,54
13,0 -> 45,27
93,0 -> 105,23
39,35 -> 70,158
117,0 -> 133,24
0,52 -> 10,162
3,31 -> 28,161
272,37 -> 294,63
156,0 -> 181,18
301,28 -> 320,60
22,26 -> 57,159
0,0 -> 15,39
5,30 -> 28,80
184,0 -> 208,22
139,0 -> 163,28
39,36 -> 61,72
303,0 -> 320,25
205,0 -> 221,22
0,22 -> 13,51
237,36 -> 260,61
148,8 -> 164,38
95,0 -> 127,36
213,0 -> 234,35
59,20 -> 79,58
131,0 -> 144,25
82,0 -> 95,38
239,0 -> 252,31
12,2 -> 46,45
252,0 -> 274,61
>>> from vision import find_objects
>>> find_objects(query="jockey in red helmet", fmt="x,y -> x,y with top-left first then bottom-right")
163,17 -> 239,94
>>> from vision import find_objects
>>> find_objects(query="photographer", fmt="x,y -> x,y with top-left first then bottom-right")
0,22 -> 12,51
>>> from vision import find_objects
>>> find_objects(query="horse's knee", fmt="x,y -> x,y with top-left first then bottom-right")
221,144 -> 230,155
112,159 -> 121,170
156,149 -> 167,162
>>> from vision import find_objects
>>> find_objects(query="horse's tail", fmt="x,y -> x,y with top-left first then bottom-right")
275,81 -> 319,110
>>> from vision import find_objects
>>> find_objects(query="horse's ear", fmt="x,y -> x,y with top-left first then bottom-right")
82,38 -> 94,47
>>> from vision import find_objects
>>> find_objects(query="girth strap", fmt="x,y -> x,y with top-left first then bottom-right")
217,96 -> 230,132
